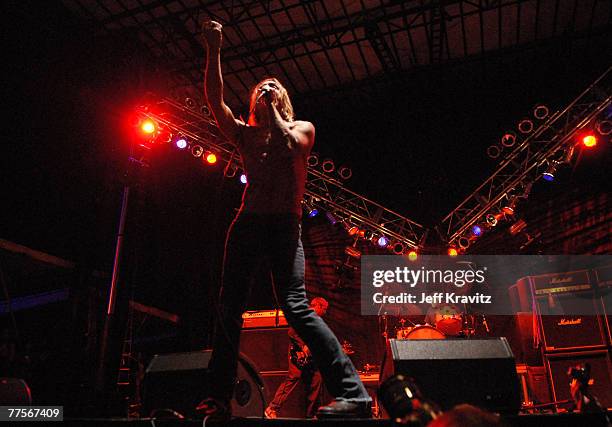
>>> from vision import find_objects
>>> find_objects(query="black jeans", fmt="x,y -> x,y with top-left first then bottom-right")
208,213 -> 370,405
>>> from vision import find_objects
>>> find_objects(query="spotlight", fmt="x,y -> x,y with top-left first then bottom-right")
348,226 -> 360,236
582,134 -> 597,148
307,153 -> 319,167
338,166 -> 352,180
200,105 -> 211,117
448,247 -> 458,257
205,152 -> 218,164
184,97 -> 197,109
376,236 -> 389,247
363,230 -> 373,240
596,120 -> 611,136
518,119 -> 533,134
191,145 -> 204,157
487,145 -> 501,159
485,213 -> 498,227
392,242 -> 405,255
141,119 -> 156,134
457,236 -> 470,250
322,158 -> 335,173
407,250 -> 418,261
325,212 -> 338,225
501,132 -> 517,147
503,197 -> 518,215
533,104 -> 549,120
471,225 -> 483,237
542,161 -> 559,182
175,137 -> 188,149
240,174 -> 247,184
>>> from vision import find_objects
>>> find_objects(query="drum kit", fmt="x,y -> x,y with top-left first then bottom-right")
390,304 -> 489,340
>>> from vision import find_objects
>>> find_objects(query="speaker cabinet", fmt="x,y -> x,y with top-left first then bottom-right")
0,378 -> 31,405
239,327 -> 290,372
142,350 -> 264,418
383,338 -> 521,414
545,349 -> 612,410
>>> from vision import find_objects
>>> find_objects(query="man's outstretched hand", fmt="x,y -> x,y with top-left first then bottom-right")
202,20 -> 223,48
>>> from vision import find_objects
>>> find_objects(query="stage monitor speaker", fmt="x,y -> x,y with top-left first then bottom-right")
142,350 -> 264,418
0,378 -> 31,405
384,338 -> 521,414
545,349 -> 612,410
239,327 -> 290,372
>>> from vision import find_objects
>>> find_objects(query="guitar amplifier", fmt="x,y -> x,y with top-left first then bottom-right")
514,270 -> 608,352
242,310 -> 288,328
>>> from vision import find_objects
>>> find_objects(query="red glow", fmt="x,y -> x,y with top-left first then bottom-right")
141,119 -> 156,134
206,153 -> 218,164
348,226 -> 359,236
448,247 -> 458,257
582,134 -> 597,148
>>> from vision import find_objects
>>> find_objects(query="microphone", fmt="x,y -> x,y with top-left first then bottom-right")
255,87 -> 273,103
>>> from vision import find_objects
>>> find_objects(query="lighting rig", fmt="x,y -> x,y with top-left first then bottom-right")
134,95 -> 428,254
439,66 -> 611,253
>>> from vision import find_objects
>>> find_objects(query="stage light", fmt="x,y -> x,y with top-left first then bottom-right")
157,130 -> 172,143
240,174 -> 247,184
518,118 -> 533,134
503,197 -> 518,215
325,212 -> 338,225
392,242 -> 405,255
457,237 -> 470,250
322,158 -> 335,173
542,161 -> 558,182
307,153 -> 319,167
191,145 -> 204,157
533,104 -> 549,120
363,230 -> 373,240
141,119 -> 156,134
486,145 -> 501,159
407,250 -> 418,261
596,120 -> 611,135
205,152 -> 218,164
501,132 -> 517,147
472,225 -> 483,237
307,207 -> 319,218
175,138 -> 188,149
348,226 -> 360,236
184,97 -> 197,109
448,247 -> 458,257
582,134 -> 597,148
338,166 -> 352,180
485,213 -> 498,227
377,236 -> 389,247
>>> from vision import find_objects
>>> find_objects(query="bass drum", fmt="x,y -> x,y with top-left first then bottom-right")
404,324 -> 445,339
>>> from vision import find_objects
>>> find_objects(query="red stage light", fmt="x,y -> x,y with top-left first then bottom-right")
407,250 -> 418,261
448,247 -> 458,257
582,134 -> 597,148
141,119 -> 156,134
206,153 -> 218,164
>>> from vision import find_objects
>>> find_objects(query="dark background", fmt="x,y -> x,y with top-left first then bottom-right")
0,1 -> 610,413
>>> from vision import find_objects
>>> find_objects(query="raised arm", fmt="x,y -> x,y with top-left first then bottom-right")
202,20 -> 243,142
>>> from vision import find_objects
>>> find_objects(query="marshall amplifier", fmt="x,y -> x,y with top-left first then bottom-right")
515,270 -> 608,352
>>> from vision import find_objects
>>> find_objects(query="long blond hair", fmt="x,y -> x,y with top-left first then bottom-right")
248,77 -> 294,124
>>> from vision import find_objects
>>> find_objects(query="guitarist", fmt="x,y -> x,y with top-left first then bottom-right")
265,297 -> 329,418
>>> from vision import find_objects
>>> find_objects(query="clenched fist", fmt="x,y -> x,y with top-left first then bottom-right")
202,20 -> 222,48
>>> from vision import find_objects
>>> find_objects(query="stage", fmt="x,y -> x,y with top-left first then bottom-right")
54,413 -> 610,427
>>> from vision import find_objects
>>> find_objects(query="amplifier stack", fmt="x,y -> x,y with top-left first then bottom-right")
510,265 -> 612,410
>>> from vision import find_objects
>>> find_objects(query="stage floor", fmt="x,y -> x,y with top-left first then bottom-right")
49,412 -> 610,427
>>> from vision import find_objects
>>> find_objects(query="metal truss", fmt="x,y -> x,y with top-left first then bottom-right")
439,66 -> 612,248
62,0 -> 610,109
138,95 -> 428,250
